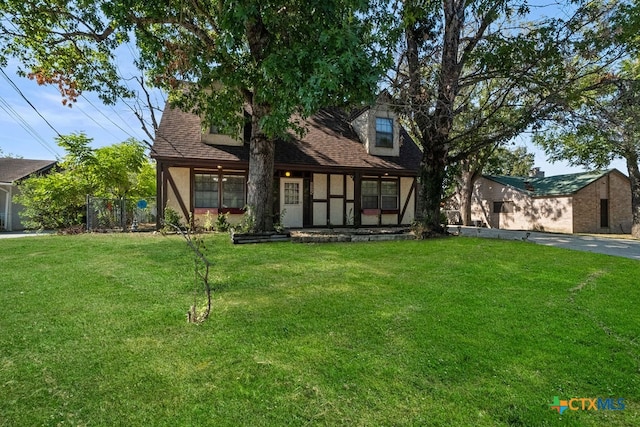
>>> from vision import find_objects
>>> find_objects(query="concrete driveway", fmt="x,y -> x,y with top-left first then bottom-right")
0,231 -> 54,239
448,226 -> 640,261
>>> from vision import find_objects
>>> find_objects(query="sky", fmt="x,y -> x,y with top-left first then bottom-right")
0,58 -> 161,161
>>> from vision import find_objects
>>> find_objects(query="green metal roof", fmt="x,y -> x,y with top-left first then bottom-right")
484,169 -> 620,197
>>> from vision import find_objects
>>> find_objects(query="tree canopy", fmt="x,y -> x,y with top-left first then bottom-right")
531,1 -> 640,237
384,0 -> 627,233
534,59 -> 640,237
1,0 -> 386,231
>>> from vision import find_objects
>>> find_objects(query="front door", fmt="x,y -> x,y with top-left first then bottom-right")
280,178 -> 304,228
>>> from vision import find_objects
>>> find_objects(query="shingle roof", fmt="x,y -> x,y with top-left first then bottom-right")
0,158 -> 57,184
484,169 -> 624,197
152,106 -> 422,175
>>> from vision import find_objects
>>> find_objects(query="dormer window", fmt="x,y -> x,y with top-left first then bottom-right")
349,101 -> 400,157
375,117 -> 393,148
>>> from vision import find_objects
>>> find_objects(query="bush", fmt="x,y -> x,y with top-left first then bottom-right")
162,207 -> 183,232
215,213 -> 231,232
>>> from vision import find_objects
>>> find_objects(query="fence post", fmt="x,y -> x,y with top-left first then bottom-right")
120,197 -> 125,231
86,194 -> 91,231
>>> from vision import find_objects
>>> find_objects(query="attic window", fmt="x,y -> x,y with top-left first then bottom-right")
375,117 -> 393,148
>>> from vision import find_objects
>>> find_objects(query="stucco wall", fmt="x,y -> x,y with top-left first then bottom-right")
472,178 -> 574,233
313,173 -> 328,226
350,104 -> 400,157
314,173 -> 355,227
400,177 -> 415,225
166,167 -> 191,222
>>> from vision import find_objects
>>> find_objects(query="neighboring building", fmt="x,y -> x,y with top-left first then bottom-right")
151,100 -> 422,229
469,169 -> 632,234
0,158 -> 57,231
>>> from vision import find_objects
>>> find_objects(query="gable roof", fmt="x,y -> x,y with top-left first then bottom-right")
152,105 -> 422,175
484,169 -> 627,197
0,158 -> 57,184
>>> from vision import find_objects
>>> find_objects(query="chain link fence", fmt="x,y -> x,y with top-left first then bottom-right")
86,196 -> 157,232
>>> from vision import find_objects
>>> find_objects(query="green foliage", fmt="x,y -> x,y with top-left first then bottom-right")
0,0 -> 386,140
0,0 -> 387,232
162,207 -> 183,232
15,172 -> 88,230
388,0 -> 628,232
200,211 -> 215,232
233,207 -> 256,234
273,209 -> 286,233
533,56 -> 640,171
484,146 -> 535,176
16,134 -> 155,230
214,212 -> 231,233
0,147 -> 19,158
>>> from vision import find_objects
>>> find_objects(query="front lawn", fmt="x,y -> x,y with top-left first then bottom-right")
0,233 -> 638,426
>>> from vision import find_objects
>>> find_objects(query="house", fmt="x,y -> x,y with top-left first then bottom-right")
0,158 -> 57,231
469,169 -> 632,234
151,100 -> 422,229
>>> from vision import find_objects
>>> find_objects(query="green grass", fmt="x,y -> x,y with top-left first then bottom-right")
0,233 -> 638,426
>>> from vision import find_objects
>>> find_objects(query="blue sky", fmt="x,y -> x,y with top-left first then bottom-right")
0,57 -> 157,160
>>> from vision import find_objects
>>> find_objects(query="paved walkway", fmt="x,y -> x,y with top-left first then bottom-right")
448,226 -> 640,261
0,231 -> 53,239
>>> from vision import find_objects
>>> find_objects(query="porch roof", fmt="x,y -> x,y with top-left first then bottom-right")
152,106 -> 421,175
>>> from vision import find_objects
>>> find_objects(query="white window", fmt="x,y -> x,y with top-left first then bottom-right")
362,180 -> 379,209
362,179 -> 398,211
284,182 -> 300,205
222,176 -> 245,209
375,117 -> 393,148
194,174 -> 219,208
194,173 -> 245,209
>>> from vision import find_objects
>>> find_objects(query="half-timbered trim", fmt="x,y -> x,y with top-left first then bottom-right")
152,99 -> 422,229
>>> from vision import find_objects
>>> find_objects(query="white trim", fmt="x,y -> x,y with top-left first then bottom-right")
0,184 -> 11,231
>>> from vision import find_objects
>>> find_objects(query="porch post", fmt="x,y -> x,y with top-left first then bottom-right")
354,172 -> 361,227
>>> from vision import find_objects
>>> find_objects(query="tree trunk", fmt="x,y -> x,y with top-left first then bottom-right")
246,104 -> 275,232
458,169 -> 475,226
418,143 -> 448,235
626,154 -> 640,238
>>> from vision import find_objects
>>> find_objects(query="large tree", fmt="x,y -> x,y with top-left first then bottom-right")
534,60 -> 640,237
0,0 -> 384,232
386,0 -> 625,234
533,1 -> 640,238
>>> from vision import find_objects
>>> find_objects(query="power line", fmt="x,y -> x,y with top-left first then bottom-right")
0,68 -> 65,142
0,94 -> 61,158
79,93 -> 139,139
